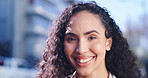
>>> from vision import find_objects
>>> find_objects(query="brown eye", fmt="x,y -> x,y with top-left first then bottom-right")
66,37 -> 77,43
88,36 -> 97,41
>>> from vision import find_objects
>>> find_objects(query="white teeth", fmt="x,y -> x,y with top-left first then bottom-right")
77,57 -> 93,63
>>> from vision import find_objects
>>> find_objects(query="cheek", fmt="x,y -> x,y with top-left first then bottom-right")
64,43 -> 75,56
90,41 -> 106,55
64,43 -> 76,64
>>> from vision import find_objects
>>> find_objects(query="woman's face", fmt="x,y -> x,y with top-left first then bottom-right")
64,11 -> 112,77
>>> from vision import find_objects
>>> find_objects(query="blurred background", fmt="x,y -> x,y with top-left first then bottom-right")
0,0 -> 147,78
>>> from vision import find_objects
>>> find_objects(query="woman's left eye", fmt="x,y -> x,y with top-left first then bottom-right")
88,36 -> 97,40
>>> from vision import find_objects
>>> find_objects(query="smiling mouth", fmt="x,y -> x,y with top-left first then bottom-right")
74,56 -> 94,66
77,57 -> 93,63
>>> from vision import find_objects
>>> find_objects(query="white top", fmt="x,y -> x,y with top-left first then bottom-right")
109,72 -> 116,78
69,71 -> 116,78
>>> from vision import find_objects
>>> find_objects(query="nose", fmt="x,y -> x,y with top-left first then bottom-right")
76,40 -> 88,54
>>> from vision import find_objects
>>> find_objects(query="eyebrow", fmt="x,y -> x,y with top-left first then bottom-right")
84,30 -> 100,35
65,33 -> 77,37
65,30 -> 100,37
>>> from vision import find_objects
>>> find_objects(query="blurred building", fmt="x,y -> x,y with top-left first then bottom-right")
0,0 -> 14,57
0,0 -> 74,67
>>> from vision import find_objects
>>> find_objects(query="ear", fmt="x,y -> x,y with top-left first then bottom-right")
106,37 -> 112,51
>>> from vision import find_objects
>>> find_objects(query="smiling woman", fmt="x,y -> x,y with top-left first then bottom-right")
64,11 -> 112,78
36,1 -> 142,78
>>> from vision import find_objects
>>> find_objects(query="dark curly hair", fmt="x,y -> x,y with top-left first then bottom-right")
36,1 -> 141,78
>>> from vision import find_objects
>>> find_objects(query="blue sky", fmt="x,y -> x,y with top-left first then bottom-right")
80,0 -> 148,31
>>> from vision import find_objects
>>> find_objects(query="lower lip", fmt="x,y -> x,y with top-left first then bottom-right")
76,57 -> 94,67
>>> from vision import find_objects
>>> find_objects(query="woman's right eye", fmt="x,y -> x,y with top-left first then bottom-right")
66,37 -> 77,43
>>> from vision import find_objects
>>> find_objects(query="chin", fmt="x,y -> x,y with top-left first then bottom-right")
76,69 -> 92,77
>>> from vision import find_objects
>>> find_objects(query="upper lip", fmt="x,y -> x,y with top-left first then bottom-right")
74,56 -> 94,60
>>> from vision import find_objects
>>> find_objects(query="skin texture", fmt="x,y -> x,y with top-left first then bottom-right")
64,11 -> 112,78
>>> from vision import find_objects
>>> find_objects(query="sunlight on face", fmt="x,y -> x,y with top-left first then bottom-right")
64,11 -> 112,78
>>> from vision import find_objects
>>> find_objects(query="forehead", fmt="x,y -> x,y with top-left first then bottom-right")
68,11 -> 102,26
66,11 -> 105,35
